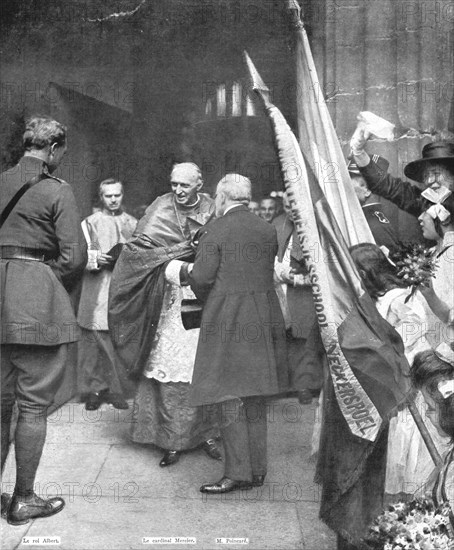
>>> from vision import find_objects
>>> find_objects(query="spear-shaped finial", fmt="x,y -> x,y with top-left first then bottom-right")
243,51 -> 272,108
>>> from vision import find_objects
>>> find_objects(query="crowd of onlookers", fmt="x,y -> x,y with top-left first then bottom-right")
248,191 -> 288,224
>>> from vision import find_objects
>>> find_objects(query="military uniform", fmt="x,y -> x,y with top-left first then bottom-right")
1,155 -> 86,429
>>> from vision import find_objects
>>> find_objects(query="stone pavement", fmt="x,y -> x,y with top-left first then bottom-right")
1,397 -> 336,550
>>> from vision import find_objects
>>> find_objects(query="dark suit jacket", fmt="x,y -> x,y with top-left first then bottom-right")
0,156 -> 87,345
188,204 -> 288,405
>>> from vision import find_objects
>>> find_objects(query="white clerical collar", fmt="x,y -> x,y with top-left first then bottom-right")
102,209 -> 123,216
178,195 -> 200,209
223,204 -> 243,216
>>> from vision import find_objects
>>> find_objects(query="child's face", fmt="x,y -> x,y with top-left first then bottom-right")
418,210 -> 439,241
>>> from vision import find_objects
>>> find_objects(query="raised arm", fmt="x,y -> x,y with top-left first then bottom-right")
351,127 -> 423,217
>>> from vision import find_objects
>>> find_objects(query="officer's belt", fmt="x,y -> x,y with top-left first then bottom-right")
0,246 -> 45,261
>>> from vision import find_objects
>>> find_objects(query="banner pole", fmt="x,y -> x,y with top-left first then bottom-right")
407,398 -> 443,468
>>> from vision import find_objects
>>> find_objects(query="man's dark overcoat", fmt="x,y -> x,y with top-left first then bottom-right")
0,156 -> 87,345
188,205 -> 288,406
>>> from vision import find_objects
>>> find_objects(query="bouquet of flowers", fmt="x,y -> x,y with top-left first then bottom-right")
389,242 -> 439,303
363,496 -> 453,549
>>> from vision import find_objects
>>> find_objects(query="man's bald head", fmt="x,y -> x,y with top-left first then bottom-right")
217,174 -> 251,201
170,162 -> 203,185
215,174 -> 252,216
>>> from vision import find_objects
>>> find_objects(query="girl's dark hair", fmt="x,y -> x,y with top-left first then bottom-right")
420,194 -> 454,238
349,243 -> 407,300
411,349 -> 454,440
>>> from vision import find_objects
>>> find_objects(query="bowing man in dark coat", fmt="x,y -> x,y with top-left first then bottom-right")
184,174 -> 288,494
0,116 -> 87,524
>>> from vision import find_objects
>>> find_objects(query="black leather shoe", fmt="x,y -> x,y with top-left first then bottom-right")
224,475 -> 266,490
200,477 -> 251,494
251,474 -> 266,487
298,389 -> 313,405
85,392 -> 102,411
202,439 -> 222,461
159,450 -> 180,467
7,493 -> 65,525
104,392 -> 129,410
1,493 -> 11,518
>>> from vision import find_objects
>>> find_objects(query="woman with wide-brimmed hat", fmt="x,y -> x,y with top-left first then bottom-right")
350,131 -> 454,217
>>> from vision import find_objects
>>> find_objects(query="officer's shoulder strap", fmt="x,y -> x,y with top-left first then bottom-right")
45,174 -> 67,184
